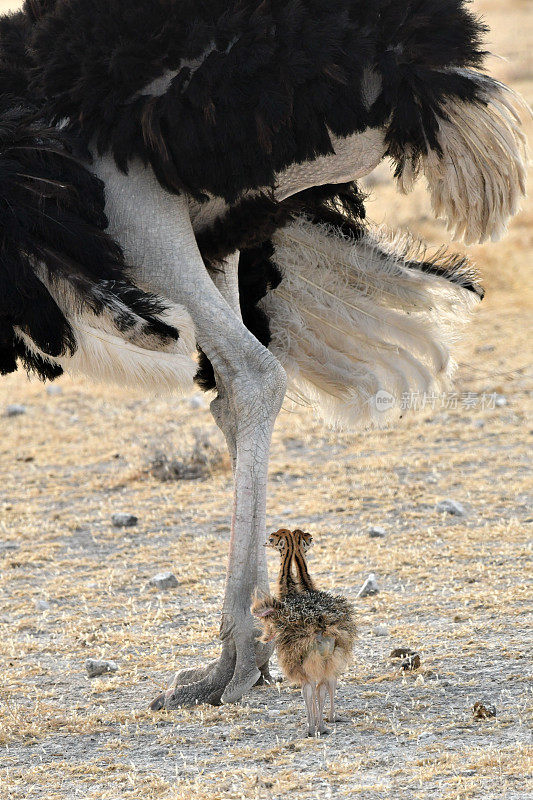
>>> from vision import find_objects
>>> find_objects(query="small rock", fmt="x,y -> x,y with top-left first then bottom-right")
368,526 -> 386,538
494,394 -> 507,408
390,647 -> 417,659
35,599 -> 50,611
357,573 -> 379,598
473,701 -> 496,719
46,385 -> 63,396
373,625 -> 388,637
150,572 -> 179,590
436,499 -> 466,516
0,541 -> 19,553
5,404 -> 26,417
401,653 -> 421,671
189,394 -> 207,410
85,658 -> 118,678
111,512 -> 138,528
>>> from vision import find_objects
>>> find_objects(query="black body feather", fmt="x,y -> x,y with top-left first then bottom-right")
0,105 -> 181,380
22,0 -> 487,203
0,0 -> 488,387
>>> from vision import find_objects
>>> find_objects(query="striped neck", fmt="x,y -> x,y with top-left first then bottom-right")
292,540 -> 316,593
277,537 -> 297,598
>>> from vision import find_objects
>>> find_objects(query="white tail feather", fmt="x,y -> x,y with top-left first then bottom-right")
397,71 -> 530,245
16,278 -> 197,392
265,218 -> 481,429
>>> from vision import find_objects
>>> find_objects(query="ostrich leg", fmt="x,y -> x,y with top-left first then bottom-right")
94,157 -> 285,706
211,253 -> 275,686
172,251 -> 274,692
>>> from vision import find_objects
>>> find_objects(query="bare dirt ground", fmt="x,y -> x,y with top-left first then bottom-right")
0,1 -> 532,798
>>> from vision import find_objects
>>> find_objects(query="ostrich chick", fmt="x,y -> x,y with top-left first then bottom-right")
252,531 -> 356,736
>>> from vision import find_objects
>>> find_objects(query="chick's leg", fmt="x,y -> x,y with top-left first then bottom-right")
316,683 -> 329,735
302,682 -> 318,737
327,677 -> 349,723
328,678 -> 337,722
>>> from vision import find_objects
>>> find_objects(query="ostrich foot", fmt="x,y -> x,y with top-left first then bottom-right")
170,658 -> 220,687
150,625 -> 273,709
305,724 -> 330,737
150,645 -> 238,709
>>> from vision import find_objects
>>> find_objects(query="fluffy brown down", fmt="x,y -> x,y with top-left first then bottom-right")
252,588 -> 356,687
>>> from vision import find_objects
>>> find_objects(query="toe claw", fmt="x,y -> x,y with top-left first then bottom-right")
221,666 -> 261,704
149,692 -> 167,711
150,636 -> 268,708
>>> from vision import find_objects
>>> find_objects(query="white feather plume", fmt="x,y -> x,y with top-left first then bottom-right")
16,275 -> 197,392
265,217 -> 481,429
396,71 -> 530,245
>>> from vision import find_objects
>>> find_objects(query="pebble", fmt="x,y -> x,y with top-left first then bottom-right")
369,526 -> 386,538
35,599 -> 50,611
150,572 -> 179,590
5,404 -> 26,417
111,512 -> 138,528
85,658 -> 118,678
494,394 -> 507,407
0,541 -> 19,553
373,625 -> 388,636
436,499 -> 466,516
357,573 -> 379,598
46,385 -> 63,396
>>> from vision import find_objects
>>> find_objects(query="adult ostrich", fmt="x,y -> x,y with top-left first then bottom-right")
0,0 -> 528,708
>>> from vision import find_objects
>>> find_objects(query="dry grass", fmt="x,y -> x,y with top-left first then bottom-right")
0,1 -> 532,798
